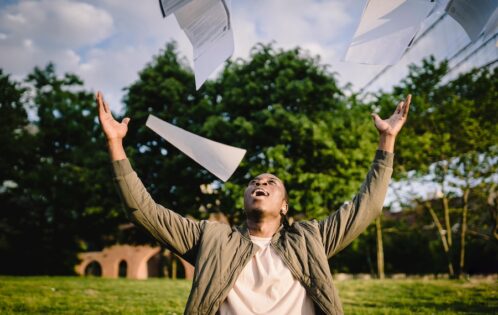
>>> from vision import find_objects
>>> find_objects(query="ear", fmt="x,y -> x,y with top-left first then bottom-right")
280,201 -> 289,216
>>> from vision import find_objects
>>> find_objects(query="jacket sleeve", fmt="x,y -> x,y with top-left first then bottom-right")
319,150 -> 393,258
112,159 -> 201,264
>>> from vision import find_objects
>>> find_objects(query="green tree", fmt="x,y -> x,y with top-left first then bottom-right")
211,44 -> 378,223
122,43 -> 207,222
376,58 -> 498,277
0,65 -> 124,274
0,70 -> 33,270
122,43 -> 379,228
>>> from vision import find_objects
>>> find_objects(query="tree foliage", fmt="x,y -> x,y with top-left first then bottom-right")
0,44 -> 496,276
375,58 -> 498,276
0,65 -> 124,274
123,43 -> 378,225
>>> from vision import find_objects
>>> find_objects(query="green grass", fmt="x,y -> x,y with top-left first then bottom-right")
0,277 -> 190,314
336,279 -> 497,314
0,277 -> 496,314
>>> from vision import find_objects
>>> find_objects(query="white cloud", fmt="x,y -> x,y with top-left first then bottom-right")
0,0 -> 194,113
79,46 -> 158,112
0,0 -> 114,76
232,0 -> 357,60
0,0 -> 113,49
230,0 -> 370,89
0,0 -> 368,112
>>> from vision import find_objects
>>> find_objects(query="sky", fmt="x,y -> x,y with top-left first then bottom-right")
0,0 -> 388,113
1,0 -> 495,209
0,0 -> 493,112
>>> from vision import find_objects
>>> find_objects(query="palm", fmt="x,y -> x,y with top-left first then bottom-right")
101,113 -> 128,139
96,92 -> 129,140
373,94 -> 411,137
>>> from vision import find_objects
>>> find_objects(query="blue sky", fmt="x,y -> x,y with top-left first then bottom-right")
0,0 -> 492,114
0,0 -> 383,113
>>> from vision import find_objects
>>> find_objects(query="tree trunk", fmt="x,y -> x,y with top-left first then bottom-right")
425,201 -> 455,277
442,196 -> 452,246
171,257 -> 177,280
486,183 -> 498,241
459,188 -> 469,278
376,216 -> 385,279
441,162 -> 452,247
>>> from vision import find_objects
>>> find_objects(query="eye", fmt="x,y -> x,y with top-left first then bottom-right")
269,179 -> 276,185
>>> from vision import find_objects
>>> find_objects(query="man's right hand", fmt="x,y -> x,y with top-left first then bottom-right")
96,91 -> 129,161
96,91 -> 130,141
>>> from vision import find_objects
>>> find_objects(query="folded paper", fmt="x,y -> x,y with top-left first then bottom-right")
344,0 -> 435,65
159,0 -> 234,89
446,0 -> 498,41
146,114 -> 246,182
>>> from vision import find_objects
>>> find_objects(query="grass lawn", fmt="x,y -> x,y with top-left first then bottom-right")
0,276 -> 496,314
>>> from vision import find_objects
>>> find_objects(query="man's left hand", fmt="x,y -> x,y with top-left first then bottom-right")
371,94 -> 411,138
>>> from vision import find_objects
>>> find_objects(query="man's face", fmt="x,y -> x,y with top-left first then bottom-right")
243,173 -> 288,217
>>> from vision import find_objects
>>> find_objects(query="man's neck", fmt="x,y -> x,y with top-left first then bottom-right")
246,217 -> 281,238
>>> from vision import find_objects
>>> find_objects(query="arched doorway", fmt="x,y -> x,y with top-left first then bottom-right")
84,261 -> 102,277
118,260 -> 127,278
147,252 -> 164,278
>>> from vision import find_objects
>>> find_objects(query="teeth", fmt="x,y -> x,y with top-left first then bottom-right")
254,189 -> 268,196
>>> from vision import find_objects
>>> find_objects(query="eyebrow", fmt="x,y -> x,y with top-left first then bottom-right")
250,176 -> 281,183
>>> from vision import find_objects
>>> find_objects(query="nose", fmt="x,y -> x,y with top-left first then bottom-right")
255,180 -> 268,186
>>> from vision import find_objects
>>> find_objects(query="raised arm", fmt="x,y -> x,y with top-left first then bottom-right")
319,95 -> 411,258
96,92 -> 201,264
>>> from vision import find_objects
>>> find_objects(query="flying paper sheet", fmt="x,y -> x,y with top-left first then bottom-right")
482,8 -> 498,38
446,0 -> 498,42
175,0 -> 233,90
158,0 -> 194,18
158,0 -> 234,90
344,0 -> 435,65
146,114 -> 246,182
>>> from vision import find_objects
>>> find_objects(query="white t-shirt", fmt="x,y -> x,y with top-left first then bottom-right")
219,235 -> 316,315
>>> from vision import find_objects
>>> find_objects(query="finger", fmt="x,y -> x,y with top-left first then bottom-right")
96,91 -> 105,116
98,91 -> 109,114
95,91 -> 100,105
403,94 -> 412,117
104,100 -> 111,114
122,117 -> 130,125
396,100 -> 404,114
371,113 -> 381,123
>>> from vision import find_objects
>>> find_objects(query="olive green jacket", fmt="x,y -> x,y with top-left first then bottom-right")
112,150 -> 393,315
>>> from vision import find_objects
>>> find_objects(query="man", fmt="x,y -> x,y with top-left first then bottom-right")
97,91 -> 411,315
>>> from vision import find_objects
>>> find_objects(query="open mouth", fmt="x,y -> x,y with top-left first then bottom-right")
252,188 -> 269,197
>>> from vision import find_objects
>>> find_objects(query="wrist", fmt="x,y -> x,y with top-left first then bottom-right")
379,132 -> 396,140
107,137 -> 123,146
106,138 -> 127,161
378,133 -> 396,153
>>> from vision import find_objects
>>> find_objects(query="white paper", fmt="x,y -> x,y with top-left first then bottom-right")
146,114 -> 246,182
482,7 -> 498,38
344,0 -> 435,65
158,0 -> 194,18
428,0 -> 450,16
446,0 -> 498,41
175,0 -> 233,89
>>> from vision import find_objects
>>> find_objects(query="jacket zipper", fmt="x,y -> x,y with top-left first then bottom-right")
205,244 -> 254,315
270,243 -> 329,314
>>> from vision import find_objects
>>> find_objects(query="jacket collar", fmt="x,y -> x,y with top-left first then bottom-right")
236,222 -> 285,243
